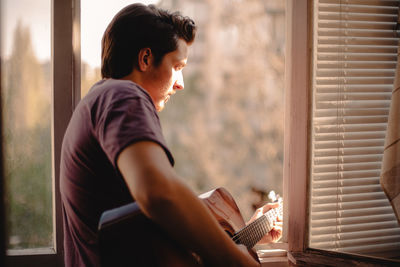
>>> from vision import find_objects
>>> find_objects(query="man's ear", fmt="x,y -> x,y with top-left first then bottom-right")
138,48 -> 152,71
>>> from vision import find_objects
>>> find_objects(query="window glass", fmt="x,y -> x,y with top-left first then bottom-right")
81,0 -> 285,221
1,0 -> 52,249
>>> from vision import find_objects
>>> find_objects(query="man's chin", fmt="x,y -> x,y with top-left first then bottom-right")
156,102 -> 165,112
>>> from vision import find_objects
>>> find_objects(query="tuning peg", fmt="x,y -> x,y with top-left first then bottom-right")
268,190 -> 277,202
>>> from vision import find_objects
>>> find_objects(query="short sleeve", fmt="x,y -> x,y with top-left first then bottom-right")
95,95 -> 174,168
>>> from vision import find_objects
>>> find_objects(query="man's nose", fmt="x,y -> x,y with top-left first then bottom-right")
173,71 -> 184,90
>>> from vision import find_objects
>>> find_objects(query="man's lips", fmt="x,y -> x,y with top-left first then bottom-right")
164,91 -> 175,103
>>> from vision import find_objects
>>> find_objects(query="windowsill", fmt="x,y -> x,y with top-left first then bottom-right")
256,242 -> 288,251
287,249 -> 400,267
260,257 -> 289,267
6,247 -> 56,256
257,247 -> 289,267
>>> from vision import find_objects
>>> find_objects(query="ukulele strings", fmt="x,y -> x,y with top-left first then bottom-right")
232,205 -> 282,247
232,215 -> 269,247
231,204 -> 282,245
232,211 -> 275,247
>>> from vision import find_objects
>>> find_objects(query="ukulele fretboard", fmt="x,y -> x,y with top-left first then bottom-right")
232,205 -> 281,248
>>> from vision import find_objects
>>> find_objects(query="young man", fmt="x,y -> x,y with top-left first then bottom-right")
60,3 -> 281,267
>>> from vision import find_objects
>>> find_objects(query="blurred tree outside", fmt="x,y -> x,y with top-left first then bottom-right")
81,62 -> 100,97
81,0 -> 285,220
158,0 -> 285,219
2,22 -> 52,249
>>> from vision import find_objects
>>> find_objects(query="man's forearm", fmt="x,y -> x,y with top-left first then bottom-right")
142,177 -> 257,266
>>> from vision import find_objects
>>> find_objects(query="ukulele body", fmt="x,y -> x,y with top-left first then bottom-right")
199,187 -> 260,262
98,187 -> 259,266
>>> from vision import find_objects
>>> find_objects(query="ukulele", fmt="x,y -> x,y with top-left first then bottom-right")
98,187 -> 282,267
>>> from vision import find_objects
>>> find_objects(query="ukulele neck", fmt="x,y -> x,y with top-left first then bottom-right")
232,206 -> 279,248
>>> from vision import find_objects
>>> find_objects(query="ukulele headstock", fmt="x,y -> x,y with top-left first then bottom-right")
268,190 -> 282,203
268,190 -> 283,218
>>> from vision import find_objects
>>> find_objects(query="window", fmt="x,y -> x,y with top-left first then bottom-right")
286,0 -> 400,265
1,0 -> 52,251
309,0 -> 400,259
2,0 -> 79,266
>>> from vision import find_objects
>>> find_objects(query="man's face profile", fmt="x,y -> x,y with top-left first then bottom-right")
143,38 -> 189,112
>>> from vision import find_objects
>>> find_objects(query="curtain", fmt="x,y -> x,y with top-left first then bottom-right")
380,15 -> 400,223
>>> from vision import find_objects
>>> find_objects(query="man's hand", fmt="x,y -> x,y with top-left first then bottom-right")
247,202 -> 283,244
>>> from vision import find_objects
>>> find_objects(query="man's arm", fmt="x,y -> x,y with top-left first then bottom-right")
117,141 -> 259,266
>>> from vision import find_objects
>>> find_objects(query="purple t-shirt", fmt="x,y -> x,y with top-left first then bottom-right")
60,79 -> 174,267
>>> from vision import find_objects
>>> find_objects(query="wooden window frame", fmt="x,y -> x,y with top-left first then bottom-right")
4,0 -> 80,266
257,1 -> 308,265
284,0 -> 310,255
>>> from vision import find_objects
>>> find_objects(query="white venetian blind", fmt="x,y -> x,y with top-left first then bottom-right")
309,0 -> 400,259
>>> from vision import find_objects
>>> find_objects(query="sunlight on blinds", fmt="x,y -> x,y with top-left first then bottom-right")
309,0 -> 400,259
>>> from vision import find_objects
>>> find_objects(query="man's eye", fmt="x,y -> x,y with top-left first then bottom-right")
175,63 -> 186,71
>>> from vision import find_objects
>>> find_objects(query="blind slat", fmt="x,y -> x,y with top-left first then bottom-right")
316,84 -> 394,91
317,62 -> 397,70
319,3 -> 398,13
318,36 -> 399,45
318,29 -> 397,38
319,0 -> 400,7
318,45 -> 397,54
314,139 -> 384,148
311,191 -> 387,204
317,69 -> 395,77
310,228 -> 400,243
314,146 -> 383,158
338,242 -> 400,254
313,170 -> 381,180
311,199 -> 389,212
319,13 -> 397,23
316,92 -> 392,100
314,148 -> 384,158
315,108 -> 389,117
315,155 -> 382,164
318,52 -> 397,59
310,235 -> 400,249
319,20 -> 397,30
310,221 -> 400,236
314,115 -> 388,124
311,184 -> 382,195
314,123 -> 387,133
310,213 -> 397,227
316,76 -> 394,84
315,131 -> 386,140
315,100 -> 391,109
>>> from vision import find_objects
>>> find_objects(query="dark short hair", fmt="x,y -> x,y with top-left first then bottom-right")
101,4 -> 196,79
